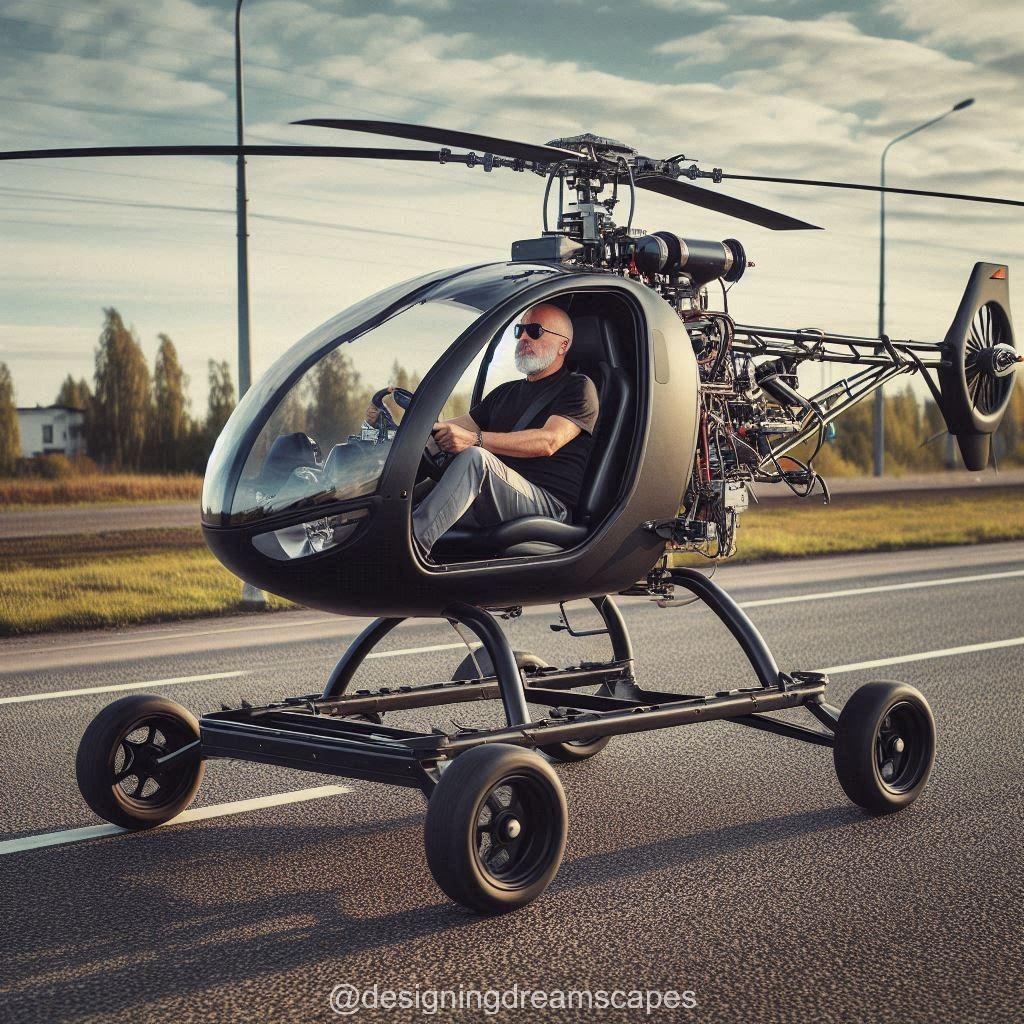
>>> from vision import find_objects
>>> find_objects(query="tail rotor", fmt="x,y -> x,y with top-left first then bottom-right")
936,263 -> 1020,470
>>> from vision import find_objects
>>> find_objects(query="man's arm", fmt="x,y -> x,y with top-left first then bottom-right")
438,413 -> 479,431
433,415 -> 580,458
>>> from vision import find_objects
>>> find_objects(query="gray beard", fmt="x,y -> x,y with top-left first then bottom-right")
514,349 -> 557,375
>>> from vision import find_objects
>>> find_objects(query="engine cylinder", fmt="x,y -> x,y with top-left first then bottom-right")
634,233 -> 746,285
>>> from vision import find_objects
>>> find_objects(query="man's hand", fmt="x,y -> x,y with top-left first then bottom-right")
432,421 -> 478,454
364,386 -> 395,427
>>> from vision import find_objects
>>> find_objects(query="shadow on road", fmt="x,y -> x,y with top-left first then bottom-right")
0,803 -> 866,1020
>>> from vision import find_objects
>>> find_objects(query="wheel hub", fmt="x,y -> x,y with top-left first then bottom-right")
498,815 -> 522,841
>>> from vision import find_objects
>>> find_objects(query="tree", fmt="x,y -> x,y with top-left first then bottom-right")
206,359 -> 236,442
55,375 -> 92,411
305,348 -> 364,449
0,362 -> 20,475
151,335 -> 191,471
91,308 -> 151,469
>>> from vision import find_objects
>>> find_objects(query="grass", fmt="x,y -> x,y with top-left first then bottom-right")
0,474 -> 202,510
0,488 -> 1021,636
0,537 -> 293,636
727,486 -> 1024,562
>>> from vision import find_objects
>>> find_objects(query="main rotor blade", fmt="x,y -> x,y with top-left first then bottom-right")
294,118 -> 581,165
634,175 -> 821,231
722,172 -> 1024,208
0,144 -> 456,163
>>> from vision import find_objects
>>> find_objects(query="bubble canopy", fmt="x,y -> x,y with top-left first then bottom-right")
201,263 -> 566,529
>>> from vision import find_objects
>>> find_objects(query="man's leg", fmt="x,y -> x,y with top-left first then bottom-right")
412,447 -> 566,554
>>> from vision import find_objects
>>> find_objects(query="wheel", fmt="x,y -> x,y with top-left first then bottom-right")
451,649 -> 611,763
833,681 -> 935,813
76,694 -> 204,830
424,743 -> 568,914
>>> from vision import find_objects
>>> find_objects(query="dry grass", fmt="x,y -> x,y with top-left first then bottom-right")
672,487 -> 1024,566
1,488 -> 1021,635
0,545 -> 292,636
0,474 -> 202,510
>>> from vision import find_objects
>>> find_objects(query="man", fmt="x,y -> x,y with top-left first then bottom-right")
412,302 -> 599,558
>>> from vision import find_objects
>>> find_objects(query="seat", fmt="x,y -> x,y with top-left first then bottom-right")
431,314 -> 634,562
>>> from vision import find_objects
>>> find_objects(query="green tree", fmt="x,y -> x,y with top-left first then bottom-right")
0,362 -> 21,475
206,359 -> 236,443
151,334 -> 191,471
55,374 -> 92,411
305,348 -> 364,449
92,308 -> 151,469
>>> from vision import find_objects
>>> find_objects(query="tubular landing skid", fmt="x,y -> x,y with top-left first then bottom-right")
197,570 -> 841,795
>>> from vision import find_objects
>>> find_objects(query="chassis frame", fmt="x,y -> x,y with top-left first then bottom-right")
181,568 -> 841,795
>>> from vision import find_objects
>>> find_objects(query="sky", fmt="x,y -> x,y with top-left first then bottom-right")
0,0 -> 1022,409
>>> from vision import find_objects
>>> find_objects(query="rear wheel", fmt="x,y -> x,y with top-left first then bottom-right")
76,694 -> 204,829
452,649 -> 610,763
833,681 -> 935,813
424,743 -> 567,913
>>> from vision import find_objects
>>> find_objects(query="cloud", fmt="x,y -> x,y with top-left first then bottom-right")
392,0 -> 453,10
642,0 -> 727,12
882,0 -> 1024,65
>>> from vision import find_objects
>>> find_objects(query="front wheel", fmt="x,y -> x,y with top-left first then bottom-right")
76,694 -> 204,829
424,744 -> 568,914
833,681 -> 935,813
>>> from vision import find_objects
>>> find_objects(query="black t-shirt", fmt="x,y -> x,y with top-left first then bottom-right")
469,368 -> 600,513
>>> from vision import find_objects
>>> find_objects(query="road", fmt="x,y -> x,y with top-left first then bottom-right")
3,468 -> 1022,538
1,542 -> 1022,1022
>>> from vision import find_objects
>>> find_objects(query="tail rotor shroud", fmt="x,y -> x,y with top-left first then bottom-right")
936,263 -> 1019,470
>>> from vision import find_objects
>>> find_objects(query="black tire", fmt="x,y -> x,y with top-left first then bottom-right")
452,649 -> 611,763
833,681 -> 935,813
76,694 -> 204,830
424,743 -> 568,914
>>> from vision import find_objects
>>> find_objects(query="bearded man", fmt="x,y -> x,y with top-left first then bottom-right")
409,302 -> 599,559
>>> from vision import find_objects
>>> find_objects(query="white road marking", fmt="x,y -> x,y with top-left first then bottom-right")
6,614 -> 338,656
0,670 -> 248,706
366,641 -> 480,660
737,568 -> 1024,609
820,635 -> 1024,676
0,784 -> 353,856
0,642 -> 483,705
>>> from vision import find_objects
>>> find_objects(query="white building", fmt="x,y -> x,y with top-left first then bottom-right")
16,405 -> 87,458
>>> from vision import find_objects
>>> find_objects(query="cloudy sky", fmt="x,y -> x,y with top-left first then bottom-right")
1,0 -> 1021,408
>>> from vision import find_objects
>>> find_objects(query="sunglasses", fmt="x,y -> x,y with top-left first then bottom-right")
514,322 -> 569,343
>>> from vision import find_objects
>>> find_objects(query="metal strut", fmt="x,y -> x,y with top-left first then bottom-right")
667,568 -> 781,688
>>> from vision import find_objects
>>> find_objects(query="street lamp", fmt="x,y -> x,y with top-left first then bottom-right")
874,97 -> 974,476
235,0 -> 265,608
234,0 -> 252,399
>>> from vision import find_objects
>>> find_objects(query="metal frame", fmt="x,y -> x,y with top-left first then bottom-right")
197,576 -> 841,798
730,322 -> 945,468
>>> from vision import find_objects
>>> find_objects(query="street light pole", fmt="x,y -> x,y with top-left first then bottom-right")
234,0 -> 252,398
234,0 -> 265,608
874,97 -> 974,476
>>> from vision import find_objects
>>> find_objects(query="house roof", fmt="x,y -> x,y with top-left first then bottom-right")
16,404 -> 86,414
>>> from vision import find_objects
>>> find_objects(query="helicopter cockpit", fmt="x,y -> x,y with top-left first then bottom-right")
203,264 -> 645,565
200,261 -> 692,616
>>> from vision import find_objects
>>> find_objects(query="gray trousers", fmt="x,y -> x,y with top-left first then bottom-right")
412,446 -> 568,553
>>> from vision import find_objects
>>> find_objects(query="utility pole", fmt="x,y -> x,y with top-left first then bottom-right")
235,0 -> 252,397
235,0 -> 265,608
875,97 -> 974,476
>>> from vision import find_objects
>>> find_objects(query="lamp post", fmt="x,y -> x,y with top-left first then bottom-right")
235,0 -> 265,608
234,0 -> 252,398
874,97 -> 974,476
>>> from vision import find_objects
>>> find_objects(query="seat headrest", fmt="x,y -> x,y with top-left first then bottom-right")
567,315 -> 621,373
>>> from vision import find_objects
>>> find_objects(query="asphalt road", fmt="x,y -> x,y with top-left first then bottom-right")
1,542 -> 1022,1023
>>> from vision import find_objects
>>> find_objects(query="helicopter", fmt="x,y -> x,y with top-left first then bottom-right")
9,118 -> 1020,913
